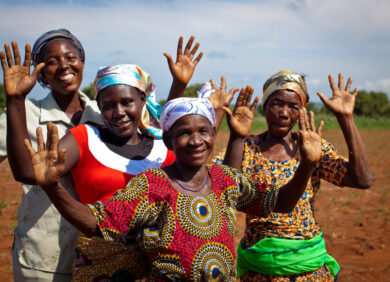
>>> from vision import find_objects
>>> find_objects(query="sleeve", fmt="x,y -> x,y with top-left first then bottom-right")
222,165 -> 280,218
69,124 -> 88,160
312,139 -> 349,186
0,111 -> 7,162
162,149 -> 176,167
212,148 -> 226,165
88,173 -> 162,242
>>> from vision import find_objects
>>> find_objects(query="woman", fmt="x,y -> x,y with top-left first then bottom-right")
220,70 -> 372,281
25,90 -> 324,280
0,29 -> 102,281
2,34 -> 204,280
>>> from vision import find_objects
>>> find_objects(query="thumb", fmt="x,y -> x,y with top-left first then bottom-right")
163,53 -> 174,67
31,62 -> 45,80
223,106 -> 233,120
317,92 -> 330,106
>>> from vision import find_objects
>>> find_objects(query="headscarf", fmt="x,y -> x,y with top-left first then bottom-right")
197,82 -> 215,99
31,29 -> 85,88
160,97 -> 216,132
94,64 -> 163,139
262,70 -> 309,108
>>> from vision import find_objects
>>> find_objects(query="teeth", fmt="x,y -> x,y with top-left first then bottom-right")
59,74 -> 74,81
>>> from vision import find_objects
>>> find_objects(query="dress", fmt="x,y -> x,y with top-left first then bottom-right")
0,92 -> 102,281
68,124 -> 175,281
215,134 -> 349,281
89,164 -> 280,281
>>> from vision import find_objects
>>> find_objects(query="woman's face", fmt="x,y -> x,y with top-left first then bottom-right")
98,84 -> 145,140
42,40 -> 84,96
165,115 -> 215,168
264,89 -> 303,138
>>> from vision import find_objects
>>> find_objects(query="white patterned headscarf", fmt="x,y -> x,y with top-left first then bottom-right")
160,98 -> 216,132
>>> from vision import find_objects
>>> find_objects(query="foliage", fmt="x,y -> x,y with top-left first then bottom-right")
355,90 -> 390,118
184,83 -> 202,98
81,83 -> 95,100
0,83 -> 5,114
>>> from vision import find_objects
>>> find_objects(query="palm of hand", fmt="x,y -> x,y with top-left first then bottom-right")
299,130 -> 322,164
209,90 -> 232,109
326,90 -> 355,116
230,107 -> 254,137
171,55 -> 196,85
31,150 -> 64,190
4,65 -> 36,96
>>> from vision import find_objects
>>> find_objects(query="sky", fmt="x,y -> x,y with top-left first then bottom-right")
1,0 -> 390,103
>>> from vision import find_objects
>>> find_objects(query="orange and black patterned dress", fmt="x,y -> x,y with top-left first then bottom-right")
88,164 -> 280,281
215,135 -> 349,281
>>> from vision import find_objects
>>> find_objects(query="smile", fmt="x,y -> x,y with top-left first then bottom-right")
58,73 -> 75,83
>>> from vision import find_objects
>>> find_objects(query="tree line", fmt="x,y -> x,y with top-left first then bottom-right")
1,82 -> 390,118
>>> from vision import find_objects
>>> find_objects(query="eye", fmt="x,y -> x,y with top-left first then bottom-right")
46,58 -> 58,66
102,103 -> 114,111
121,99 -> 135,106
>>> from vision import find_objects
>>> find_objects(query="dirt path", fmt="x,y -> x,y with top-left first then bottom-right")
0,130 -> 389,281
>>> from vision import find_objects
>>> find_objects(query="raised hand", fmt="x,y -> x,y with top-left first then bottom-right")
163,36 -> 203,85
317,73 -> 358,117
1,41 -> 44,97
24,122 -> 66,190
298,108 -> 323,164
208,76 -> 239,111
224,85 -> 259,138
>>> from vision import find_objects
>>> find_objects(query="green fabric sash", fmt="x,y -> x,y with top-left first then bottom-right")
236,232 -> 340,279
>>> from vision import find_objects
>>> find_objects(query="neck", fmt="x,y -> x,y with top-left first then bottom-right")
52,90 -> 81,112
167,161 -> 207,183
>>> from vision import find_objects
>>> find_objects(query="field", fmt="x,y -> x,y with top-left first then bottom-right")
0,126 -> 389,281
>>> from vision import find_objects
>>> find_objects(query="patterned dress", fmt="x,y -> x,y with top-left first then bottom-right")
89,164 -> 280,281
215,134 -> 349,281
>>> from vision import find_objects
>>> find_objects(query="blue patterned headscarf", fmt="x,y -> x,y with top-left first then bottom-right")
31,29 -> 85,88
94,64 -> 163,139
160,97 -> 216,132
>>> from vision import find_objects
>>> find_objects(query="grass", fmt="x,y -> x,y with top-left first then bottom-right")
219,114 -> 390,132
0,201 -> 7,215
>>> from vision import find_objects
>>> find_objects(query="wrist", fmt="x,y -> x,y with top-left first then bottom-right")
6,95 -> 26,103
171,78 -> 187,89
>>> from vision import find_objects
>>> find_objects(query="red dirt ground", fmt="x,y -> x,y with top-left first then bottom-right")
0,130 -> 389,281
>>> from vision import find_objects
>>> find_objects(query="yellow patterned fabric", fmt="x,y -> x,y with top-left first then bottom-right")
214,135 -> 349,281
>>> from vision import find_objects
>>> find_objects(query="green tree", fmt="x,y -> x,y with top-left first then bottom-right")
81,82 -> 95,100
0,83 -> 5,114
355,90 -> 390,117
184,83 -> 202,98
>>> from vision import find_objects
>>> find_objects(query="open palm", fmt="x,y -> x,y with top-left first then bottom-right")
164,36 -> 203,85
1,41 -> 44,97
24,123 -> 65,190
317,73 -> 357,117
298,108 -> 323,164
208,76 -> 239,111
224,85 -> 259,138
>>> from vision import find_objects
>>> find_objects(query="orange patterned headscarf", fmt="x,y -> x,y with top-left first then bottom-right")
262,70 -> 309,108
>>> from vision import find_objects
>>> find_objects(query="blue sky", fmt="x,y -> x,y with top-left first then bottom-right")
1,0 -> 389,103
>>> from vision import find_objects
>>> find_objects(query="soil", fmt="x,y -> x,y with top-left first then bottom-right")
0,130 -> 389,281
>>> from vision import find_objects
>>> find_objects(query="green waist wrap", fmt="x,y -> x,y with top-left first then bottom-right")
236,232 -> 340,279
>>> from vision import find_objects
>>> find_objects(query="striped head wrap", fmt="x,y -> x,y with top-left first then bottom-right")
262,70 -> 309,108
160,98 -> 216,132
94,64 -> 163,139
31,29 -> 85,88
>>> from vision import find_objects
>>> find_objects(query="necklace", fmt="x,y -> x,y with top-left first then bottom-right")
171,174 -> 209,192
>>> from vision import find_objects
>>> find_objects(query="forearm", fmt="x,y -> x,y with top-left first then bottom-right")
274,160 -> 315,213
337,114 -> 372,188
222,133 -> 245,169
45,183 -> 98,237
167,79 -> 187,101
6,96 -> 36,184
214,109 -> 225,133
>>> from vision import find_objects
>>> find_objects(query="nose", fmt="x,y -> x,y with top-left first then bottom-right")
189,132 -> 202,146
279,105 -> 289,118
58,57 -> 70,70
113,103 -> 125,117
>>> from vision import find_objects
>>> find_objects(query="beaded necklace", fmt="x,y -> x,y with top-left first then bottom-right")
171,174 -> 209,193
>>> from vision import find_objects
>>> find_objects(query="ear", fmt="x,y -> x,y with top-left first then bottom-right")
163,131 -> 174,151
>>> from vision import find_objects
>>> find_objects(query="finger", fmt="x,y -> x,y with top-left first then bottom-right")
298,109 -> 306,131
163,53 -> 174,68
226,88 -> 239,106
245,85 -> 254,106
11,41 -> 21,65
58,149 -> 66,168
222,106 -> 233,120
176,36 -> 183,59
31,62 -> 45,80
220,76 -> 226,91
345,77 -> 353,92
316,92 -> 330,107
193,52 -> 203,66
250,96 -> 260,113
352,87 -> 358,97
23,44 -> 32,67
24,138 -> 36,159
316,120 -> 324,138
184,35 -> 195,56
50,123 -> 59,153
338,73 -> 344,90
0,51 -> 8,71
4,43 -> 14,67
235,88 -> 245,108
189,42 -> 199,59
309,111 -> 315,131
304,108 -> 310,130
36,127 -> 45,151
328,75 -> 337,93
210,79 -> 217,90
